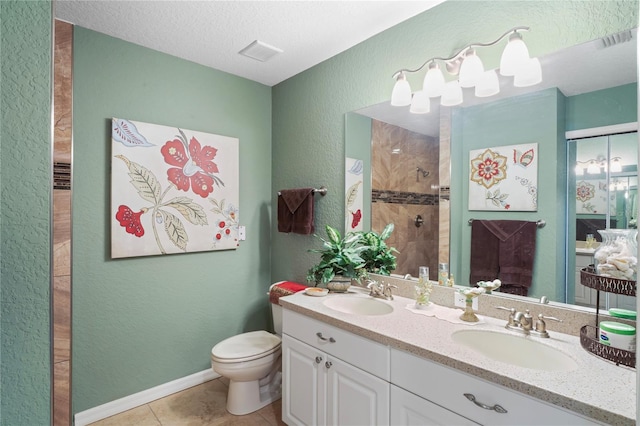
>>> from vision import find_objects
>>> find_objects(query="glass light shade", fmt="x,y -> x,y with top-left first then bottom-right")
587,161 -> 600,174
475,70 -> 500,97
458,51 -> 484,88
409,90 -> 430,114
391,73 -> 412,106
575,165 -> 583,176
611,158 -> 623,173
440,81 -> 463,106
500,33 -> 530,76
513,57 -> 542,87
423,63 -> 445,97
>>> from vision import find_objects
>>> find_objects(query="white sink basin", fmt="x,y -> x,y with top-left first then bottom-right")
451,329 -> 578,372
323,296 -> 394,316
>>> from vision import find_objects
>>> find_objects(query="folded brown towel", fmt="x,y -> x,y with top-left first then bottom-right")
278,188 -> 315,234
470,220 -> 537,296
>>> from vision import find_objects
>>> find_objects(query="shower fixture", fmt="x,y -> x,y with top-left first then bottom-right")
417,167 -> 430,181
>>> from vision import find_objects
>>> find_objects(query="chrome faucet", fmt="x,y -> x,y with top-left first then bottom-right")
530,314 -> 562,338
496,307 -> 532,334
496,307 -> 562,337
367,280 -> 397,301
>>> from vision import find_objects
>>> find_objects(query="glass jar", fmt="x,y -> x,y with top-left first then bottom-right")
414,266 -> 432,308
593,229 -> 638,281
438,263 -> 449,286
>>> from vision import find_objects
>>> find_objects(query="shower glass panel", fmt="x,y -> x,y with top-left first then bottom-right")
568,131 -> 638,310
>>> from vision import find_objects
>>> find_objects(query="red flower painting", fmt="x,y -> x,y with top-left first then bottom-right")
115,205 -> 146,237
351,209 -> 362,229
161,135 -> 219,198
111,119 -> 239,258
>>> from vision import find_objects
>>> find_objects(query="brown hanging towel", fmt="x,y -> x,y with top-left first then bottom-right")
470,220 -> 537,296
278,188 -> 315,235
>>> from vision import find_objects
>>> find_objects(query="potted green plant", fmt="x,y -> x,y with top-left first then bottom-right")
358,223 -> 398,277
306,225 -> 369,292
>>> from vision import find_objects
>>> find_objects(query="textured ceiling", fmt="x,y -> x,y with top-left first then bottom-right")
55,0 -> 446,86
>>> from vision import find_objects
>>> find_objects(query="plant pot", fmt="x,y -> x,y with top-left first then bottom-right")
327,276 -> 351,293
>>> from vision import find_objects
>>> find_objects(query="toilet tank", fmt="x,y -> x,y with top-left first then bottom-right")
269,282 -> 285,336
271,303 -> 283,336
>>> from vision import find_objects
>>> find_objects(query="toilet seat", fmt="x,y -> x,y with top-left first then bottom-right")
211,330 -> 281,364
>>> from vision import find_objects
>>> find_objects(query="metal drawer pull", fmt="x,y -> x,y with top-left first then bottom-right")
316,332 -> 336,343
325,361 -> 332,368
315,356 -> 322,364
464,393 -> 508,413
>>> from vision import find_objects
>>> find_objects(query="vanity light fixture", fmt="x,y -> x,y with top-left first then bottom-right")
610,157 -> 623,173
390,26 -> 541,112
575,156 -> 622,175
587,160 -> 601,174
390,71 -> 412,106
609,179 -> 628,191
409,90 -> 430,114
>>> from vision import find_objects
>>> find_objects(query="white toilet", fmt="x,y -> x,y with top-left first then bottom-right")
211,283 -> 285,415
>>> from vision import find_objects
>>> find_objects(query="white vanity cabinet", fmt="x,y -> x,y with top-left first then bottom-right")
282,310 -> 390,426
391,349 -> 601,426
391,384 -> 478,425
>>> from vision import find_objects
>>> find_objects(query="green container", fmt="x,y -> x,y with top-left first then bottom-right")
608,308 -> 637,320
599,321 -> 636,352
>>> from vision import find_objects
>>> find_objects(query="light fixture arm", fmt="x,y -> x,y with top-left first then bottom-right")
391,26 -> 530,78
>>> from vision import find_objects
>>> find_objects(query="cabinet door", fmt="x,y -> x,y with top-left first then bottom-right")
574,266 -> 592,306
392,349 -> 601,425
282,335 -> 325,426
326,355 -> 390,426
612,293 -> 636,310
391,385 -> 478,426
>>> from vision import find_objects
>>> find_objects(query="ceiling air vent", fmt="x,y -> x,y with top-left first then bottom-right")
600,30 -> 634,48
239,40 -> 283,62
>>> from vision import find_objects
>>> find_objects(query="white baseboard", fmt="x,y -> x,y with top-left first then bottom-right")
74,369 -> 219,426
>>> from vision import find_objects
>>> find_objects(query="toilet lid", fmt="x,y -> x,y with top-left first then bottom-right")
211,330 -> 281,362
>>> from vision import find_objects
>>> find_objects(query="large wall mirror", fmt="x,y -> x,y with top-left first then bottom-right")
345,27 -> 638,308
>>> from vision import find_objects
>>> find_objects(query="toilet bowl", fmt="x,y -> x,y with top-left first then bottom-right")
210,283 -> 288,416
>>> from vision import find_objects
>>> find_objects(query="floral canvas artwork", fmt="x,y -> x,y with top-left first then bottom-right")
345,157 -> 364,231
468,143 -> 538,211
111,118 -> 239,258
576,179 -> 616,215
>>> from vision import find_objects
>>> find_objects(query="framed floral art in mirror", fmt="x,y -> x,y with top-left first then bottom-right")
468,142 -> 538,211
111,118 -> 239,258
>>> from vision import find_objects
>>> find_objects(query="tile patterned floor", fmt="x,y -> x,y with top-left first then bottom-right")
88,378 -> 285,426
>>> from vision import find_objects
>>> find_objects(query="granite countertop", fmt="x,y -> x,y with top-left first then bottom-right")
279,289 -> 636,425
576,247 -> 596,255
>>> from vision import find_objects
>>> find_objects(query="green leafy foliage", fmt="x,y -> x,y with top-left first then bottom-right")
306,225 -> 369,285
306,223 -> 398,286
357,223 -> 398,276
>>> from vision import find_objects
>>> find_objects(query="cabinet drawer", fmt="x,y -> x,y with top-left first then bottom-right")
391,349 -> 600,425
283,309 -> 390,380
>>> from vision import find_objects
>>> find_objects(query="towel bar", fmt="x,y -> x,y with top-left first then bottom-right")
278,186 -> 327,196
468,218 -> 545,228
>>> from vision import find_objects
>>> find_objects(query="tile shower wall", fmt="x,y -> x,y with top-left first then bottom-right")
371,120 -> 439,278
53,19 -> 72,426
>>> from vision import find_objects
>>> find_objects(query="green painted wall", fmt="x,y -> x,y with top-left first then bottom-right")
1,0 -> 638,419
271,0 -> 638,286
72,28 -> 272,412
451,89 -> 567,301
0,1 -> 52,424
566,83 -> 638,131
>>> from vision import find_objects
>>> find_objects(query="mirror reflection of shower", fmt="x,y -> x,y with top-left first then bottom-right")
370,119 -> 440,277
416,167 -> 430,181
568,128 -> 638,311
